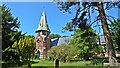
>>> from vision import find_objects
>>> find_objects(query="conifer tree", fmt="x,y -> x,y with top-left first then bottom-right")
57,2 -> 120,65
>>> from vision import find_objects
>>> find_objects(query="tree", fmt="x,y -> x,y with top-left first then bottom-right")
70,27 -> 100,60
50,33 -> 61,39
110,19 -> 120,52
12,35 -> 35,68
1,4 -> 23,62
57,2 -> 120,65
47,46 -> 58,61
47,44 -> 77,62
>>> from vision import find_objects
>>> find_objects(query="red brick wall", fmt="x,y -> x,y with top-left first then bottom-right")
35,33 -> 51,59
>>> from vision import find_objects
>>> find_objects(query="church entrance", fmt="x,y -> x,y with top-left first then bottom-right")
37,50 -> 40,58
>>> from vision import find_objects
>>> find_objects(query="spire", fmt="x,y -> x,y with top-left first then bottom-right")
36,11 -> 50,33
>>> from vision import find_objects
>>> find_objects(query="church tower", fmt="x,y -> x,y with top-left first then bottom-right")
35,11 -> 51,59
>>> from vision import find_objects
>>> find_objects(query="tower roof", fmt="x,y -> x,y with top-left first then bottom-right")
36,11 -> 50,33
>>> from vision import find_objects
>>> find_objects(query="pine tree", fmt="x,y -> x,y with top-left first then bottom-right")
57,2 -> 120,65
2,4 -> 22,62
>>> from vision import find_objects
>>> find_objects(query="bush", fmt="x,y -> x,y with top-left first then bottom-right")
47,44 -> 77,62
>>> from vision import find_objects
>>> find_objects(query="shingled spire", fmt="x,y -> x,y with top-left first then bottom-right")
36,11 -> 50,33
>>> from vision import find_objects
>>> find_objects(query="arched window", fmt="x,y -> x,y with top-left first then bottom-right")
37,51 -> 40,58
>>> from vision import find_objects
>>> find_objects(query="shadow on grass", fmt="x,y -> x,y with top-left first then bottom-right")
32,66 -> 48,68
31,61 -> 39,64
2,61 -> 23,68
32,66 -> 115,68
1,60 -> 39,68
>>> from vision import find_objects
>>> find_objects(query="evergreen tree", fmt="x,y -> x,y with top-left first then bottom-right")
57,2 -> 120,65
2,4 -> 23,62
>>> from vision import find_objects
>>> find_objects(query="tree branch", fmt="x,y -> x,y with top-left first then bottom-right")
90,16 -> 100,26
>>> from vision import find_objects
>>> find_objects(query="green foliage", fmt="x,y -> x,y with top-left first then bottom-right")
110,19 -> 120,51
47,44 -> 77,62
2,4 -> 20,49
62,22 -> 75,32
70,28 -> 101,60
12,35 -> 35,68
49,33 -> 61,39
1,4 -> 23,62
57,2 -> 120,65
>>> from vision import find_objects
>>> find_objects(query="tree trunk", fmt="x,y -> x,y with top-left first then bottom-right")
96,2 -> 116,66
27,60 -> 32,68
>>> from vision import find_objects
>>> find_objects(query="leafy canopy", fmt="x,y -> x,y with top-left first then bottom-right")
70,27 -> 102,60
47,44 -> 77,62
110,19 -> 120,51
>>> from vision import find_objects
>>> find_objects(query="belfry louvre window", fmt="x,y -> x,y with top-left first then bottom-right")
43,49 -> 45,51
38,33 -> 40,36
37,39 -> 40,43
42,31 -> 47,35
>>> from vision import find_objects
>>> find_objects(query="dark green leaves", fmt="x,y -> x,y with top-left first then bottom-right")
110,19 -> 120,51
70,28 -> 100,60
50,33 -> 61,39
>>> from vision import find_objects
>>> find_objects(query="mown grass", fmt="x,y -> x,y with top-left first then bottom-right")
31,59 -> 54,66
2,57 -> 120,68
31,57 -> 120,67
30,59 -> 105,68
31,59 -> 102,66
1,59 -> 113,68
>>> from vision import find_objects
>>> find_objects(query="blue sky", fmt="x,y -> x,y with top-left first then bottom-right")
3,2 -> 119,36
3,2 -> 75,36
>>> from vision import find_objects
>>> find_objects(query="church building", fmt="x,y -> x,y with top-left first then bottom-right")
35,11 -> 110,59
35,11 -> 51,59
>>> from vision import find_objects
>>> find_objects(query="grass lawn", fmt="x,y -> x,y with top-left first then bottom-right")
2,59 -> 114,68
31,59 -> 54,66
2,57 -> 120,68
31,59 -> 104,68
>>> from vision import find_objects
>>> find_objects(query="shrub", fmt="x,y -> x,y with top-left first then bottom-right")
47,44 -> 77,62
